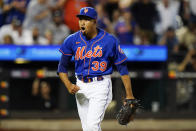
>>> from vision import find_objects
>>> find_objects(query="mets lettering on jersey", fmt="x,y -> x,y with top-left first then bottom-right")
59,28 -> 127,77
75,45 -> 103,60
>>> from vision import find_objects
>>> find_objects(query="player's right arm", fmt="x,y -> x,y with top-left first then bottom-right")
59,72 -> 79,94
58,35 -> 80,94
58,55 -> 80,94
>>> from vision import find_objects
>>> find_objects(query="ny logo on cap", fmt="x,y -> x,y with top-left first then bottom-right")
84,8 -> 88,14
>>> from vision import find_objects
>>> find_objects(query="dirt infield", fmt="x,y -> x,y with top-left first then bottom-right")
1,119 -> 196,131
1,129 -> 196,131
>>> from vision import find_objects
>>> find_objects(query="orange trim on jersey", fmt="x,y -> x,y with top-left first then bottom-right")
88,31 -> 106,75
79,32 -> 87,71
59,49 -> 72,56
115,57 -> 127,65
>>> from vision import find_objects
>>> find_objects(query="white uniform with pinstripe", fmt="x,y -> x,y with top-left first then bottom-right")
75,75 -> 112,131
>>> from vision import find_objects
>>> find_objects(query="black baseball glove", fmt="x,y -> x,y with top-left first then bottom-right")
116,99 -> 141,125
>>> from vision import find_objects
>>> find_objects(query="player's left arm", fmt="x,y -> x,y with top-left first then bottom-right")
121,75 -> 135,99
116,62 -> 135,99
112,37 -> 135,99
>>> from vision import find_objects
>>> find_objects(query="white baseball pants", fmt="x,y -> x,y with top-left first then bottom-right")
75,75 -> 112,131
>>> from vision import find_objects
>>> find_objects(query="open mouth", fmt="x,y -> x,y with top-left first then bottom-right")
81,27 -> 85,31
81,27 -> 86,33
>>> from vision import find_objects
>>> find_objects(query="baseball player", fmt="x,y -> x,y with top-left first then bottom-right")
57,7 -> 135,131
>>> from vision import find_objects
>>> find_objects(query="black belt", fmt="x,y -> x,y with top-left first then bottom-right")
77,75 -> 104,83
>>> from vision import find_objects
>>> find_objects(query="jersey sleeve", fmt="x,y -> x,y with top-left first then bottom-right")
57,55 -> 72,74
59,35 -> 74,56
113,38 -> 127,65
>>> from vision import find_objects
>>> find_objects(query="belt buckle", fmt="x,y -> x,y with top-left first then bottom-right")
88,78 -> 92,83
78,76 -> 103,83
83,76 -> 92,83
97,76 -> 103,81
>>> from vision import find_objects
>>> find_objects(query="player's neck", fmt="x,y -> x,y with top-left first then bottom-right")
86,27 -> 98,40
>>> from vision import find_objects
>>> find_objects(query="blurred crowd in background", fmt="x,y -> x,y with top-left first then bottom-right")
0,0 -> 196,72
0,0 -> 196,114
